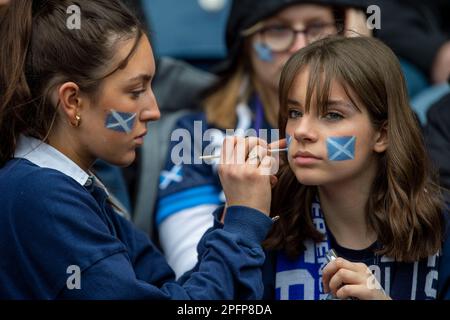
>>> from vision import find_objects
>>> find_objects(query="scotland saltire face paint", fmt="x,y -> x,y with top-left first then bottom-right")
327,136 -> 356,161
105,110 -> 137,134
253,42 -> 274,62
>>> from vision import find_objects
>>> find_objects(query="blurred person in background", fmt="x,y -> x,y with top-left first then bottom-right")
374,0 -> 450,125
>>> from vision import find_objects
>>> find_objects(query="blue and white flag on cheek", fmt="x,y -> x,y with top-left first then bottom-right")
327,136 -> 356,161
105,110 -> 137,134
253,42 -> 274,62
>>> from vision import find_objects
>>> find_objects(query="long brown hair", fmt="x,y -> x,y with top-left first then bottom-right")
265,36 -> 445,262
0,0 -> 144,167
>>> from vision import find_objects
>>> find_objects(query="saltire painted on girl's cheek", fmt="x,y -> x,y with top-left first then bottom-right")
105,110 -> 137,134
327,136 -> 356,161
253,42 -> 274,62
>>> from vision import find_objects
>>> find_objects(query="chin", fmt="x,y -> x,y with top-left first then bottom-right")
293,170 -> 330,186
107,151 -> 136,168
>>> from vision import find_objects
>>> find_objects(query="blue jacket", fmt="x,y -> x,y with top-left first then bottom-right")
0,136 -> 273,300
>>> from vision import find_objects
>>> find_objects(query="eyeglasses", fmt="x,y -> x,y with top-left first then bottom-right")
242,21 -> 343,53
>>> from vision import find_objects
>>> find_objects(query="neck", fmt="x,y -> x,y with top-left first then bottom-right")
47,129 -> 93,173
318,162 -> 378,250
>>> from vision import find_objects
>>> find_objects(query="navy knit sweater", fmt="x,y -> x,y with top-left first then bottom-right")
0,158 -> 272,299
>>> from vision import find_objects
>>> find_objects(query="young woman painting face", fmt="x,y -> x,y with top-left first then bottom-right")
49,34 -> 160,171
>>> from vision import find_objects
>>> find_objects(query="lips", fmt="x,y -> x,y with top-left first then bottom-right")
133,131 -> 147,146
293,151 -> 322,159
134,131 -> 147,140
292,150 -> 322,165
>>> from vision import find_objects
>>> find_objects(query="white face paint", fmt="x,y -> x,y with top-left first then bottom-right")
105,109 -> 137,134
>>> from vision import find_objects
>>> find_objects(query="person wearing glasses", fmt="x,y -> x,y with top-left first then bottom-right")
155,0 -> 371,278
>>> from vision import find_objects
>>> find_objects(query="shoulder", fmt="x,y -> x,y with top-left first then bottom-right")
6,158 -> 87,196
0,158 -> 85,196
0,159 -> 100,226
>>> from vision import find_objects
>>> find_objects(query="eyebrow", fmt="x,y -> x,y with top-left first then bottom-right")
286,98 -> 360,112
287,99 -> 302,107
327,99 -> 359,111
128,74 -> 153,83
270,14 -> 333,25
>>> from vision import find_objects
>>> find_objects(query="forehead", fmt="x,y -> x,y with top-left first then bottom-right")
288,67 -> 362,112
265,4 -> 334,23
110,34 -> 155,79
288,68 -> 342,99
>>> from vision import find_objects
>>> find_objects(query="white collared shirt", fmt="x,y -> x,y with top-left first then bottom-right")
14,135 -> 91,187
14,135 -> 132,218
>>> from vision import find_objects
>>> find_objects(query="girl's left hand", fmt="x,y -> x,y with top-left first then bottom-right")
322,257 -> 392,300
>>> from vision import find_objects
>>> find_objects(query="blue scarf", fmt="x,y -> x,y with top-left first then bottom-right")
275,199 -> 440,300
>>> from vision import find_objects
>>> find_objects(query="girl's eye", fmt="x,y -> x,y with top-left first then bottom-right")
288,109 -> 303,119
323,112 -> 344,121
131,89 -> 145,99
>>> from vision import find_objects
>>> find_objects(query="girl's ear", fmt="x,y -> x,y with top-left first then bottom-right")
374,121 -> 388,153
57,82 -> 82,125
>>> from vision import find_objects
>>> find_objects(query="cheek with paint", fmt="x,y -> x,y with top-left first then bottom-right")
253,42 -> 274,62
286,134 -> 293,151
105,110 -> 137,134
327,136 -> 356,161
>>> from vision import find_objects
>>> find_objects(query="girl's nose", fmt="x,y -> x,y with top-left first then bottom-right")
140,93 -> 161,122
293,115 -> 319,143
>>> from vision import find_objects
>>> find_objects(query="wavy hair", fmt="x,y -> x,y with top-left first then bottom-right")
264,36 -> 445,262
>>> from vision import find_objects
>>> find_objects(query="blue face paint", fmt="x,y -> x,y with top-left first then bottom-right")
327,136 -> 356,161
286,134 -> 293,150
253,42 -> 274,62
105,110 -> 137,134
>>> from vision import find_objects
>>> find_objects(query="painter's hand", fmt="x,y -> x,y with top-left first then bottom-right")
218,137 -> 278,216
322,258 -> 391,300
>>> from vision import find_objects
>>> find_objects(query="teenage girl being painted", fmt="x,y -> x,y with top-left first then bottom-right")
256,36 -> 450,300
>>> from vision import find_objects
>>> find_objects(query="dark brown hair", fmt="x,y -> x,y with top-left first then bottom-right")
0,0 -> 144,166
264,36 -> 445,262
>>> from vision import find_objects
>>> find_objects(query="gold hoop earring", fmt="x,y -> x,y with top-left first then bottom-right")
73,114 -> 81,127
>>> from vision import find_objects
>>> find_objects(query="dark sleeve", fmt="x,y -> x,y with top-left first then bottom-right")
425,93 -> 450,190
14,170 -> 272,300
373,0 -> 448,76
179,206 -> 276,300
59,206 -> 273,300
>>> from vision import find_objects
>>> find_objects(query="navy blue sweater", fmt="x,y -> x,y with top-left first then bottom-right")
0,159 -> 272,299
